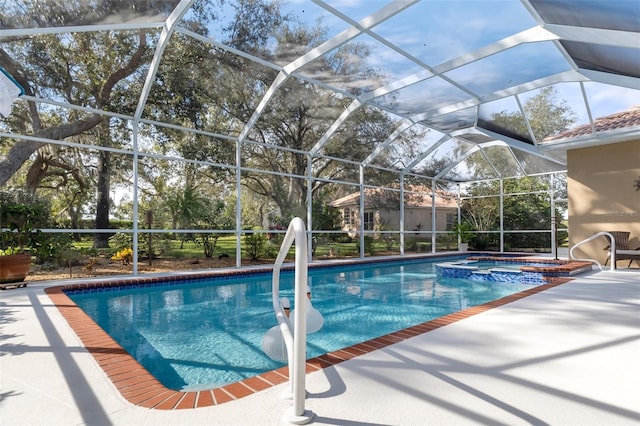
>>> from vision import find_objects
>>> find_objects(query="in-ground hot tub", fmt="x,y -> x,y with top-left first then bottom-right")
436,256 -> 593,284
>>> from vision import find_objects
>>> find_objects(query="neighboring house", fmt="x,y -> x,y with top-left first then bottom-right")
329,186 -> 458,236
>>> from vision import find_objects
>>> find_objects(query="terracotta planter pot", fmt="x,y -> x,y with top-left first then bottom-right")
0,253 -> 31,284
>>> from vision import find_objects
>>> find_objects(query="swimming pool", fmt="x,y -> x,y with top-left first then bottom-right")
67,256 -> 540,391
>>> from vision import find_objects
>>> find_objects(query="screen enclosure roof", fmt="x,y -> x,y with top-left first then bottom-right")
1,0 -> 639,183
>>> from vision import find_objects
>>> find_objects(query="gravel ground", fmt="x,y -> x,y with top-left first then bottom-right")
25,255 -> 272,282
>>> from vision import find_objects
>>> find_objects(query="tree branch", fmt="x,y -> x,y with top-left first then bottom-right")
0,30 -> 149,187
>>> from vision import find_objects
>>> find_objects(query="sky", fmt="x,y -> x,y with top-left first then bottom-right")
182,0 -> 638,124
296,0 -> 639,122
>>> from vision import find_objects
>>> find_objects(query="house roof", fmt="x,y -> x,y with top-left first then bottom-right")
544,105 -> 640,142
329,187 -> 457,209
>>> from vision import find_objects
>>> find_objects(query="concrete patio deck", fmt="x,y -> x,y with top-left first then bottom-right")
2,266 -> 639,425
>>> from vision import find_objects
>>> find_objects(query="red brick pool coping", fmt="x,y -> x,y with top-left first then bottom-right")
44,271 -> 577,410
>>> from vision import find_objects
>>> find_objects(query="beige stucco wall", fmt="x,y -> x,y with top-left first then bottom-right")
337,206 -> 456,234
404,207 -> 455,231
568,139 -> 640,263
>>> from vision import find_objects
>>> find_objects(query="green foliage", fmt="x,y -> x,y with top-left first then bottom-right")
262,241 -> 279,259
502,178 -> 556,248
31,232 -> 74,265
556,229 -> 568,247
0,191 -> 73,262
200,233 -> 219,259
56,219 -> 134,230
0,190 -> 50,252
0,247 -> 22,256
108,232 -> 172,260
142,234 -> 174,260
464,86 -> 576,182
488,86 -> 577,143
244,230 -> 268,260
58,247 -> 84,271
165,241 -> 202,258
356,235 -> 375,255
405,236 -> 418,252
108,233 -> 132,252
460,182 -> 499,233
437,232 -> 457,250
377,220 -> 398,250
334,234 -> 354,244
0,24 -> 154,186
451,221 -> 474,243
381,234 -> 397,251
470,233 -> 494,250
311,200 -> 342,234
418,242 -> 432,252
461,176 -> 564,250
162,184 -> 234,257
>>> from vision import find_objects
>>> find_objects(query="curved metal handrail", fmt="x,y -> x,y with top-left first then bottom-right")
271,217 -> 313,423
569,231 -> 615,271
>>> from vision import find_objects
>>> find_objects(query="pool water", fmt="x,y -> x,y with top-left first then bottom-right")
69,258 -> 537,390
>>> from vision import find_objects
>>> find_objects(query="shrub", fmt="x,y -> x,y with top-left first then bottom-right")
356,235 -> 375,255
198,233 -> 219,258
31,232 -> 74,265
109,232 -> 171,260
470,234 -> 489,250
0,190 -> 74,263
0,190 -> 50,252
109,232 -> 132,252
405,237 -> 418,252
244,231 -> 267,260
112,248 -> 133,265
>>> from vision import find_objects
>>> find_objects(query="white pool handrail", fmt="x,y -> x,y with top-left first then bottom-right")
271,217 -> 314,424
569,231 -> 615,271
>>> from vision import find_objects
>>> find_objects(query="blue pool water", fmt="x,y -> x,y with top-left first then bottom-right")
69,257 -> 537,390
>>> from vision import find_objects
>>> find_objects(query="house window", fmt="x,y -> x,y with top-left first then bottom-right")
344,208 -> 352,225
446,213 -> 455,230
364,211 -> 375,230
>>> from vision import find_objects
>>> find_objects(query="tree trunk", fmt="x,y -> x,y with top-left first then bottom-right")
70,204 -> 81,242
93,149 -> 111,248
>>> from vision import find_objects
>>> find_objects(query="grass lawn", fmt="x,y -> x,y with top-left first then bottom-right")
72,235 -> 399,260
71,234 -> 484,263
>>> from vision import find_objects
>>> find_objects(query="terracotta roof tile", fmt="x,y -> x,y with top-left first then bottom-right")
543,105 -> 640,142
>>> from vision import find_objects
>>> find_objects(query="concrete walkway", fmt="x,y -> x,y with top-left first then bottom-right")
2,268 -> 639,425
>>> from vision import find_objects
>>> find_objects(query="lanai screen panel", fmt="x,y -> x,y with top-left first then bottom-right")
1,0 -> 640,267
3,0 -> 639,184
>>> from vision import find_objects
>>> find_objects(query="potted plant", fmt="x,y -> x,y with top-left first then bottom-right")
452,221 -> 474,252
0,192 -> 45,287
0,247 -> 31,287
